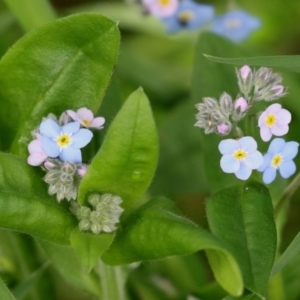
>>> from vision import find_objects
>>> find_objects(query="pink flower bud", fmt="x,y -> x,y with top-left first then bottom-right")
234,97 -> 248,113
217,123 -> 230,135
77,165 -> 87,177
271,85 -> 284,96
44,160 -> 55,169
240,65 -> 251,80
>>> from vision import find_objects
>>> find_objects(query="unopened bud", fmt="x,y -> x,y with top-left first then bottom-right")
44,160 -> 55,169
236,65 -> 253,94
240,65 -> 251,79
217,123 -> 231,135
234,97 -> 248,113
219,92 -> 233,115
271,84 -> 285,96
77,165 -> 87,177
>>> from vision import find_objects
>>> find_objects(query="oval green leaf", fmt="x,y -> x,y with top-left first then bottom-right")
206,182 -> 277,298
78,88 -> 159,210
0,152 -> 76,244
0,13 -> 120,156
102,197 -> 243,297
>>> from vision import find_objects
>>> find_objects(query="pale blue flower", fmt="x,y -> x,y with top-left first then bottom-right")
211,10 -> 261,42
258,138 -> 299,184
219,136 -> 263,180
39,119 -> 93,163
161,0 -> 214,33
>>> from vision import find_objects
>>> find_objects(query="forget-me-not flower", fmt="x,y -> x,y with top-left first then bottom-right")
211,10 -> 261,42
258,103 -> 291,142
141,0 -> 179,18
258,138 -> 299,184
161,0 -> 214,33
39,119 -> 93,163
219,136 -> 263,180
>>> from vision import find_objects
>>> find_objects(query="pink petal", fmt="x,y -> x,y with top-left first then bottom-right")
271,124 -> 289,136
240,65 -> 251,79
28,139 -> 43,154
276,109 -> 291,125
260,125 -> 272,142
266,103 -> 281,114
258,111 -> 267,126
77,108 -> 93,121
67,110 -> 80,122
90,117 -> 105,128
27,153 -> 47,166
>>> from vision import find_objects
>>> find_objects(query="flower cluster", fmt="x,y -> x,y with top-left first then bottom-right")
195,65 -> 299,184
27,108 -> 124,235
136,0 -> 260,41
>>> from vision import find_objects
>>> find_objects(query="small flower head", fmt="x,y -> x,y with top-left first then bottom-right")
162,0 -> 214,33
219,92 -> 233,116
67,108 -> 105,129
39,119 -> 93,163
211,10 -> 261,42
234,97 -> 248,113
219,136 -> 263,180
27,139 -> 48,166
217,122 -> 231,135
141,0 -> 179,18
258,138 -> 299,184
258,103 -> 291,142
236,65 -> 254,94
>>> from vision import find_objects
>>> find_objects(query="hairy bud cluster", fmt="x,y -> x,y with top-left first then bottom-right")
43,159 -> 86,202
71,193 -> 124,234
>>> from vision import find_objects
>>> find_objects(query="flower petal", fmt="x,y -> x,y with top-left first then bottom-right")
27,153 -> 47,166
262,167 -> 277,184
258,111 -> 267,126
266,103 -> 282,114
244,150 -> 263,169
41,136 -> 60,157
220,154 -> 240,173
235,162 -> 251,180
28,139 -> 43,154
257,153 -> 272,172
260,125 -> 272,142
218,139 -> 239,154
90,117 -> 105,128
72,129 -> 93,148
282,141 -> 299,160
66,110 -> 80,122
268,138 -> 285,154
279,161 -> 296,178
239,136 -> 257,152
39,119 -> 61,138
276,109 -> 291,125
271,123 -> 289,136
77,108 -> 94,121
62,122 -> 80,135
59,147 -> 82,163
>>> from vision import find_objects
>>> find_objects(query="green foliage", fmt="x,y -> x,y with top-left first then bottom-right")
0,277 -> 16,300
206,182 -> 277,298
78,88 -> 159,210
102,196 -> 243,297
0,13 -> 120,157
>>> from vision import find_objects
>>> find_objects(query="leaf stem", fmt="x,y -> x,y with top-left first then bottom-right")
275,172 -> 300,217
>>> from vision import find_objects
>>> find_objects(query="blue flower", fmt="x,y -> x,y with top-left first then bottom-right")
219,136 -> 263,180
211,9 -> 261,42
39,119 -> 93,163
258,138 -> 299,184
161,0 -> 214,33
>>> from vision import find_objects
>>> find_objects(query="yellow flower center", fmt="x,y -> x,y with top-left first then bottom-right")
82,119 -> 91,127
265,113 -> 277,127
57,134 -> 71,148
158,0 -> 170,6
225,19 -> 241,29
178,11 -> 194,23
233,149 -> 247,160
271,154 -> 282,168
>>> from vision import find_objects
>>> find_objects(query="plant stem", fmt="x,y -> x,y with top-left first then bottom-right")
3,0 -> 56,32
98,260 -> 127,300
275,172 -> 300,217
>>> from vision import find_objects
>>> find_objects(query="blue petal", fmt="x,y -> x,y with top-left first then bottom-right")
282,141 -> 299,160
62,122 -> 80,135
268,138 -> 285,155
72,129 -> 93,148
220,154 -> 239,173
59,147 -> 82,163
41,136 -> 60,157
219,139 -> 238,154
257,153 -> 272,172
39,119 -> 60,138
235,162 -> 251,180
262,167 -> 277,184
279,161 -> 296,178
244,150 -> 263,169
239,136 -> 257,152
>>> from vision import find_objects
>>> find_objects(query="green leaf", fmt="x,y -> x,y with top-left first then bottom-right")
204,54 -> 300,73
0,13 -> 120,156
70,228 -> 114,271
271,231 -> 300,277
191,33 -> 248,192
0,152 -> 76,244
102,197 -> 243,297
206,182 -> 277,298
78,88 -> 159,210
0,277 -> 16,300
